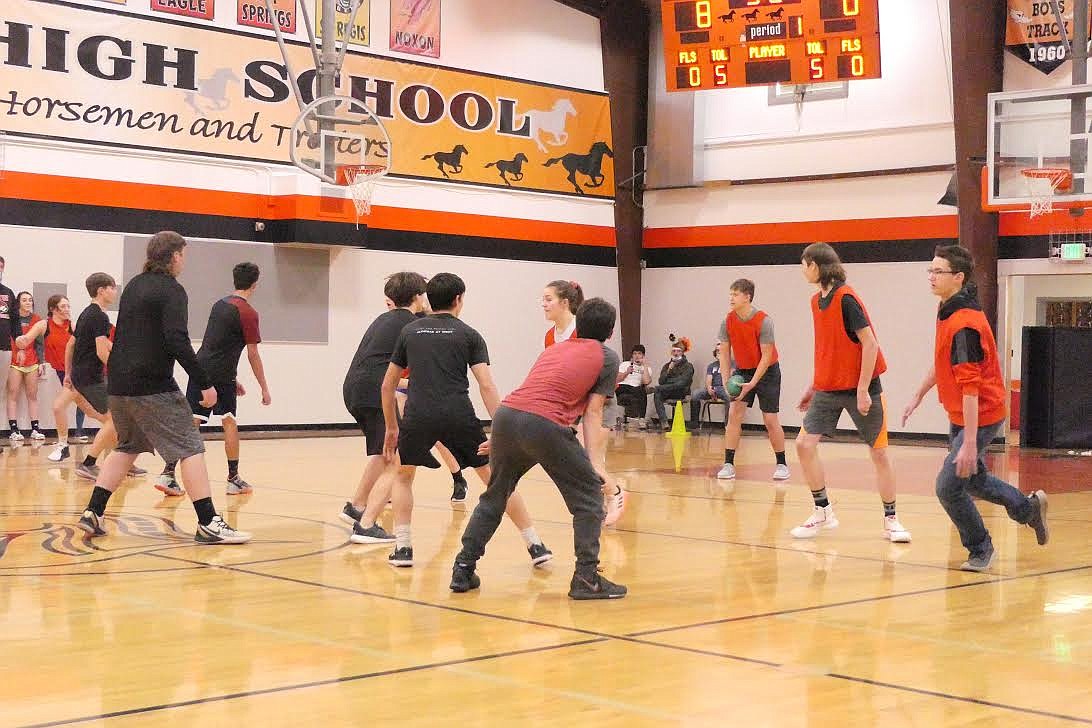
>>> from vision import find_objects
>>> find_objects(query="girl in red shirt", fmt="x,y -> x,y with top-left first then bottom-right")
8,292 -> 45,441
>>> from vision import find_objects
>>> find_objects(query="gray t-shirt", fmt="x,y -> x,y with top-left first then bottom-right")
718,309 -> 775,346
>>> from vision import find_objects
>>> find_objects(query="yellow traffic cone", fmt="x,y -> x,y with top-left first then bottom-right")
669,430 -> 688,472
666,400 -> 690,438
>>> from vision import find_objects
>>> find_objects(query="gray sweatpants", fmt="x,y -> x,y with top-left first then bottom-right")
457,406 -> 605,573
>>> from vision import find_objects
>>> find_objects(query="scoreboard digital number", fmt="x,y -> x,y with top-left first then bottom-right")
662,0 -> 881,92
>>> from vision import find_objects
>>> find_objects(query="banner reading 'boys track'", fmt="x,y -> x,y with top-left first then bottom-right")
1,0 -> 615,199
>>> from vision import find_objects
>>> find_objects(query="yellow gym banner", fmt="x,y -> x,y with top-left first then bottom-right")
316,0 -> 369,47
1,0 -> 615,199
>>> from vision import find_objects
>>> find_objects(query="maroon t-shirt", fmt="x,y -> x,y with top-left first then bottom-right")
502,338 -> 620,427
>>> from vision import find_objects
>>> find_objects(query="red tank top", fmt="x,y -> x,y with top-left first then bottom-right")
13,314 -> 43,367
44,317 -> 72,370
810,285 -> 887,391
726,310 -> 778,370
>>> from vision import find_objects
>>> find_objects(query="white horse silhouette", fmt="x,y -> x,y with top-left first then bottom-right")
184,68 -> 240,115
523,99 -> 577,154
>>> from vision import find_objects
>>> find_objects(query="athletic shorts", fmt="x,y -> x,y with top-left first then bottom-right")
398,412 -> 489,470
109,391 -> 205,463
56,369 -> 66,385
186,379 -> 238,422
10,364 -> 39,374
74,381 -> 109,416
802,390 -> 888,449
733,363 -> 782,414
349,406 -> 386,457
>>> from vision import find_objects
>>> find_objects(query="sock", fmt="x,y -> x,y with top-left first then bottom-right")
883,500 -> 896,518
452,469 -> 466,484
30,419 -> 40,433
227,459 -> 239,479
394,524 -> 412,549
83,455 -> 97,467
192,497 -> 216,526
163,461 -> 177,476
520,526 -> 543,547
775,451 -> 787,466
724,448 -> 735,465
9,419 -> 17,432
812,487 -> 830,508
87,486 -> 112,516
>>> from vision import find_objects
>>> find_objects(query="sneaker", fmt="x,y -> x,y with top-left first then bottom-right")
568,572 -> 627,600
127,465 -> 147,477
71,434 -> 90,444
451,479 -> 468,503
194,515 -> 252,544
790,505 -> 839,539
637,418 -> 647,431
883,515 -> 912,543
339,501 -> 364,525
450,562 -> 481,593
716,463 -> 736,480
9,431 -> 24,442
47,445 -> 70,463
74,462 -> 100,481
350,521 -> 395,543
528,542 -> 553,567
388,546 -> 414,567
76,509 -> 106,536
154,474 -> 184,497
772,464 -> 790,481
226,476 -> 253,495
960,546 -> 996,572
1027,490 -> 1049,545
30,429 -> 45,441
603,485 -> 627,527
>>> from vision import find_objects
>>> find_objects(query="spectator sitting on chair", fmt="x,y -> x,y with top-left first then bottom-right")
690,343 -> 729,426
615,344 -> 652,429
650,337 -> 694,430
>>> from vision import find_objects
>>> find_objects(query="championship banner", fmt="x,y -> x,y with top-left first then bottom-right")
316,0 -> 369,47
1006,0 -> 1090,74
390,0 -> 440,58
1,0 -> 614,199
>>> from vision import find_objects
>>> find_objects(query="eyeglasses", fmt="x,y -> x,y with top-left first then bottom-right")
926,268 -> 957,277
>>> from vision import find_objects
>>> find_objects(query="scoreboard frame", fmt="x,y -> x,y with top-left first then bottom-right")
661,0 -> 882,92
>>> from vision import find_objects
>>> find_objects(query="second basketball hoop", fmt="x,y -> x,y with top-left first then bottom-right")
290,94 -> 393,225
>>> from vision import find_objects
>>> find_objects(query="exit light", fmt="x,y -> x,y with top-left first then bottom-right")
1059,243 -> 1088,260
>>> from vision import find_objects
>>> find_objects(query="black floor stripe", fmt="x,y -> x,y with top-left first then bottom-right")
17,637 -> 608,728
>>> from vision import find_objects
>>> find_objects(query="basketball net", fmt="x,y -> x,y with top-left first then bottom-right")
338,164 -> 387,227
1022,168 -> 1071,218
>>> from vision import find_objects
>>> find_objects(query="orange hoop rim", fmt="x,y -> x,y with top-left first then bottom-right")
1021,167 -> 1073,191
336,164 -> 388,185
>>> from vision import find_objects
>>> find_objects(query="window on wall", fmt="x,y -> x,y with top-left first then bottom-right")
767,81 -> 848,106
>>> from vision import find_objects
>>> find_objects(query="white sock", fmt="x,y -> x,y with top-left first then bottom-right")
394,524 -> 412,549
520,526 -> 542,546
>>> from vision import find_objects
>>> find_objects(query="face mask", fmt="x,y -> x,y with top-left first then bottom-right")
671,354 -> 682,362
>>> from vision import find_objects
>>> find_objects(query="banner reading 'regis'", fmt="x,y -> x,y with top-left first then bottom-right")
0,0 -> 614,199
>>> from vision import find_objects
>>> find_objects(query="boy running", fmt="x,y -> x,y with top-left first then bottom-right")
793,243 -> 910,543
451,298 -> 626,599
903,244 -> 1047,571
716,279 -> 789,482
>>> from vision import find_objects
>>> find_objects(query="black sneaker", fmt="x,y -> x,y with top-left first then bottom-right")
451,479 -> 468,503
340,501 -> 364,525
1027,490 -> 1050,545
76,509 -> 106,537
528,542 -> 553,567
450,562 -> 481,593
569,572 -> 627,600
388,546 -> 414,567
350,521 -> 395,544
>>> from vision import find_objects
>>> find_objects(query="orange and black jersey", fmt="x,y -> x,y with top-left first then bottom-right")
811,283 -> 887,394
934,289 -> 1006,427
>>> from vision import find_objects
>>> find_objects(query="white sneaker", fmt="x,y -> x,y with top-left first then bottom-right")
9,431 -> 24,442
47,445 -> 70,462
716,463 -> 736,480
30,430 -> 45,440
195,515 -> 251,544
772,464 -> 790,481
884,515 -> 912,543
791,505 -> 839,539
603,485 -> 627,527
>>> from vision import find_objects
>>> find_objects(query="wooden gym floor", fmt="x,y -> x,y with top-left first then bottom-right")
2,430 -> 1091,726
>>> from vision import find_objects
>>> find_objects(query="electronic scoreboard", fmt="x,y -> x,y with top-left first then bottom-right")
661,0 -> 881,91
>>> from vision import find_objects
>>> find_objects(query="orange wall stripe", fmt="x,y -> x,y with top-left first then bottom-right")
643,215 -> 959,248
0,171 -> 615,248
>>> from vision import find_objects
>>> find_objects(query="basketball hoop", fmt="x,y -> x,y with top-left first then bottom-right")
338,164 -> 387,226
1022,167 -> 1073,218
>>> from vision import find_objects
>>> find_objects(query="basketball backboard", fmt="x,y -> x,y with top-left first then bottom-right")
986,85 -> 1092,214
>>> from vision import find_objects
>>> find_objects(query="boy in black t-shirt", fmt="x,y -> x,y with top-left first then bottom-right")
338,272 -> 428,544
156,263 -> 271,497
380,273 -> 551,567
